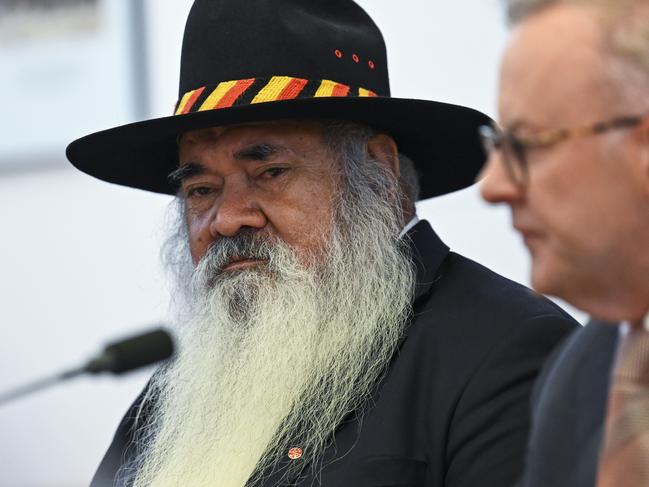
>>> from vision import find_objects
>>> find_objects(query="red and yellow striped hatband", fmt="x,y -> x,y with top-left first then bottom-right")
174,76 -> 378,116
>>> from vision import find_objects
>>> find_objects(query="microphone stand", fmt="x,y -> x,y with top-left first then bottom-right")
0,367 -> 84,406
0,328 -> 174,407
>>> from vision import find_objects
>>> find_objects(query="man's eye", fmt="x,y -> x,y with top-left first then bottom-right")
186,186 -> 214,198
261,167 -> 288,179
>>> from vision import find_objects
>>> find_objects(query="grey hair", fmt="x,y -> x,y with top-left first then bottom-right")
504,0 -> 649,111
505,0 -> 557,24
321,120 -> 420,218
505,0 -> 645,24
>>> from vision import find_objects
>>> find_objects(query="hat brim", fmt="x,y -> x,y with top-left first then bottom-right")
66,96 -> 491,199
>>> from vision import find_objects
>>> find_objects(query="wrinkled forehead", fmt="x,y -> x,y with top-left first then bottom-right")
172,119 -> 342,193
499,3 -> 615,128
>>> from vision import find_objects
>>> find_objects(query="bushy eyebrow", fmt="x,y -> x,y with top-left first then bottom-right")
168,162 -> 206,188
234,142 -> 286,161
168,142 -> 288,189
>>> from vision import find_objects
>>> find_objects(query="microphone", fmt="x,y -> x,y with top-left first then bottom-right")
0,328 -> 174,406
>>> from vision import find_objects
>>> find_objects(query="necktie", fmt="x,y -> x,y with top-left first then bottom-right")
597,318 -> 649,487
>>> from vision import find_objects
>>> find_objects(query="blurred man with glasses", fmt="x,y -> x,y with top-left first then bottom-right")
480,1 -> 649,486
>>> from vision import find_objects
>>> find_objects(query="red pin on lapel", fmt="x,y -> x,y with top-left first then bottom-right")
287,447 -> 303,460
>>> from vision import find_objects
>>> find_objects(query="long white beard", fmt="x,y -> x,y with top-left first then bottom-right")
126,154 -> 415,487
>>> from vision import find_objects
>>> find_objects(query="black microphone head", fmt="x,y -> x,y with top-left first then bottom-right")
86,328 -> 175,375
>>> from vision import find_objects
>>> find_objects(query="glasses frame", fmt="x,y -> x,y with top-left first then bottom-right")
479,114 -> 646,187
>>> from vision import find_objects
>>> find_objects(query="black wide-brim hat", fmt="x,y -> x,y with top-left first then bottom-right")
66,0 -> 491,200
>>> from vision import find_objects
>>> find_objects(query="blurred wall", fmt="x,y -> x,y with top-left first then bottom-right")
0,1 -> 584,485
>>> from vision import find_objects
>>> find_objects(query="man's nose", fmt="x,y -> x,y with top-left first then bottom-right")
479,154 -> 523,204
209,179 -> 267,237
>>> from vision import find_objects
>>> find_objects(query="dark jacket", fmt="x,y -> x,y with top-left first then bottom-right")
91,220 -> 577,487
521,320 -> 619,487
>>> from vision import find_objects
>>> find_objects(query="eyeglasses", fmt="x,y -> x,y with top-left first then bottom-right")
478,114 -> 645,187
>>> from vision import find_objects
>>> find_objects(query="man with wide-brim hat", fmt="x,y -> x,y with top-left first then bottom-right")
71,1 -> 576,486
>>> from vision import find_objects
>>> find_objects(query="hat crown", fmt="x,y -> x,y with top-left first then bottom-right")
179,0 -> 390,98
67,0 -> 490,199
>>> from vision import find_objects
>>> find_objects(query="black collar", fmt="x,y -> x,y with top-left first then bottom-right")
406,219 -> 450,304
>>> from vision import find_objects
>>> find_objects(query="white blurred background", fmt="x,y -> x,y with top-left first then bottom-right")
0,1 -> 584,485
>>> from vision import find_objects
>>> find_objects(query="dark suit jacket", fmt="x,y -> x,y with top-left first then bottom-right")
521,320 -> 619,487
91,220 -> 577,487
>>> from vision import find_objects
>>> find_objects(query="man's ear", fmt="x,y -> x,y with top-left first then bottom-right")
367,134 -> 400,179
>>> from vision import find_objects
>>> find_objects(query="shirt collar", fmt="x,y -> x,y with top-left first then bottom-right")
399,215 -> 420,238
619,314 -> 649,337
